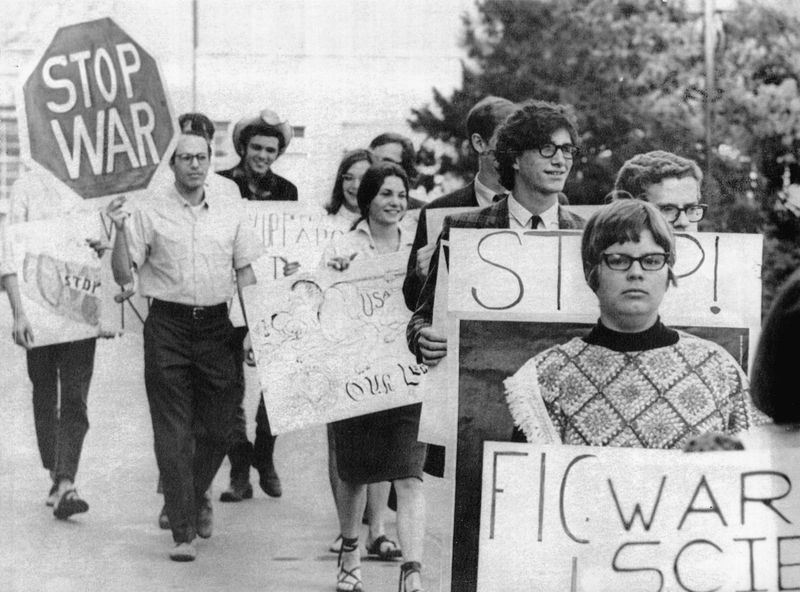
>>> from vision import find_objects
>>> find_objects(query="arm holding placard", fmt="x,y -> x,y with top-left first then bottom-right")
406,229 -> 448,366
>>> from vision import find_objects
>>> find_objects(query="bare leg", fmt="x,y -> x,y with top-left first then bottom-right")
337,480 -> 367,590
394,477 -> 425,590
365,481 -> 391,542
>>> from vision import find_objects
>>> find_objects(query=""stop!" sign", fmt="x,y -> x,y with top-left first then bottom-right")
19,18 -> 177,199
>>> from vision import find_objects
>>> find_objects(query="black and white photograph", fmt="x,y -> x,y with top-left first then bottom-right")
2,1 -> 800,591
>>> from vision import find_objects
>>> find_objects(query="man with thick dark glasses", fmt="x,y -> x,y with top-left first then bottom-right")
612,149 -> 706,232
406,99 -> 585,592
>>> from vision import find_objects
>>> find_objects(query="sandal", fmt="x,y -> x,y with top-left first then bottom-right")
337,536 -> 364,592
366,535 -> 402,561
398,561 -> 424,592
329,534 -> 343,553
53,488 -> 89,520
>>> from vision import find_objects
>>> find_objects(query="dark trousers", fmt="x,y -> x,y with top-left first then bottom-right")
227,327 -> 275,480
144,303 -> 240,543
27,337 -> 96,483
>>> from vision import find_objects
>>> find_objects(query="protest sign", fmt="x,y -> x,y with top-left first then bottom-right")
18,17 -> 177,200
0,210 -> 151,345
427,228 -> 763,592
241,250 -> 426,434
479,442 -> 800,592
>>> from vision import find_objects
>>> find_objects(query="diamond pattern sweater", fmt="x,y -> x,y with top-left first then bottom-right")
505,332 -> 763,449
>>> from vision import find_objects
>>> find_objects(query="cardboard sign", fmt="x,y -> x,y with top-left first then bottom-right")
241,251 -> 426,434
425,229 -> 763,592
1,212 -> 128,345
479,442 -> 800,592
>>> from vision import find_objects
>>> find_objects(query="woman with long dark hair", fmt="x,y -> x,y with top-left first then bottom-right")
322,161 -> 427,592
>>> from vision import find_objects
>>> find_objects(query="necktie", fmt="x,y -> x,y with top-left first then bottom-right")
492,193 -> 508,203
530,215 -> 543,229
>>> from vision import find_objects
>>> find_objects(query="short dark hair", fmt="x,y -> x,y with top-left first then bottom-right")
240,123 -> 286,154
324,149 -> 376,215
494,100 -> 579,191
465,96 -> 517,152
614,150 -> 703,200
170,131 -> 212,165
369,133 -> 416,180
751,268 -> 800,423
356,161 -> 409,221
178,112 -> 215,141
581,200 -> 677,292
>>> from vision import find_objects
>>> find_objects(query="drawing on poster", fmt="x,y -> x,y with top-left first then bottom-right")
242,252 -> 426,434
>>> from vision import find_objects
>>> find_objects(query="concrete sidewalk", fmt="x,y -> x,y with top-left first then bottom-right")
0,333 -> 451,592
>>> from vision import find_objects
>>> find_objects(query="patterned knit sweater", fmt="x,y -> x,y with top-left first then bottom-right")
505,330 -> 763,449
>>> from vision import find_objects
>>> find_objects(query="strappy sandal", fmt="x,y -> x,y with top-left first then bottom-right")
337,536 -> 364,592
398,561 -> 425,592
366,535 -> 402,561
53,488 -> 89,520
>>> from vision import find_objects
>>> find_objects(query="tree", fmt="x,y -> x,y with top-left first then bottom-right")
409,0 -> 800,310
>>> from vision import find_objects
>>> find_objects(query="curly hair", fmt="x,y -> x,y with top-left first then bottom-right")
614,151 -> 702,200
494,100 -> 579,191
324,149 -> 376,215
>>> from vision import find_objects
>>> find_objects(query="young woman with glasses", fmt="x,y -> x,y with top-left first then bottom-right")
505,199 -> 763,448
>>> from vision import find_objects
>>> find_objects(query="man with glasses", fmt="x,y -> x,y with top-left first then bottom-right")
405,99 -> 585,592
108,131 -> 262,562
612,150 -> 707,232
407,99 -> 585,368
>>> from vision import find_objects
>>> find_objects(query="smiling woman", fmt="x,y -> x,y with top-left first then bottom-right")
504,199 -> 766,449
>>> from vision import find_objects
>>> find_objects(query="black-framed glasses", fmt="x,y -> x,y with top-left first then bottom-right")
601,252 -> 670,271
175,153 -> 209,164
656,203 -> 707,223
538,143 -> 580,159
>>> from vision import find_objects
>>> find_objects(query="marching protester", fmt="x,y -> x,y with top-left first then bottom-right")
612,150 -> 707,232
505,199 -> 764,447
323,148 -> 376,231
407,99 -> 585,367
405,99 -> 585,592
369,132 -> 427,207
217,109 -> 298,503
218,108 -> 298,201
7,169 -> 110,520
402,96 -> 517,311
108,130 -> 262,562
322,161 -> 426,592
322,148 -> 403,561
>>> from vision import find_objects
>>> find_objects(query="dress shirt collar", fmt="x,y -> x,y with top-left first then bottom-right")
169,182 -> 209,210
507,195 -> 560,229
474,176 -> 505,208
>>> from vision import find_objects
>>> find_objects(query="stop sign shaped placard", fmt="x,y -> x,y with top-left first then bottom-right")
20,18 -> 176,199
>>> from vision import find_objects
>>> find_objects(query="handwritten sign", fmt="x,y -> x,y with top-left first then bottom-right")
241,251 -> 426,434
423,229 -> 763,592
448,228 -> 761,334
4,213 -> 97,345
479,442 -> 800,592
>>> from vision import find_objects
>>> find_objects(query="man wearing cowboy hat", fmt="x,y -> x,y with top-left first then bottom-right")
218,108 -> 298,201
215,109 -> 296,505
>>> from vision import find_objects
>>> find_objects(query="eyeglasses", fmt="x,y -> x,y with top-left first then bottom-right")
175,153 -> 209,164
538,143 -> 580,159
656,204 -> 707,223
601,252 -> 670,271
